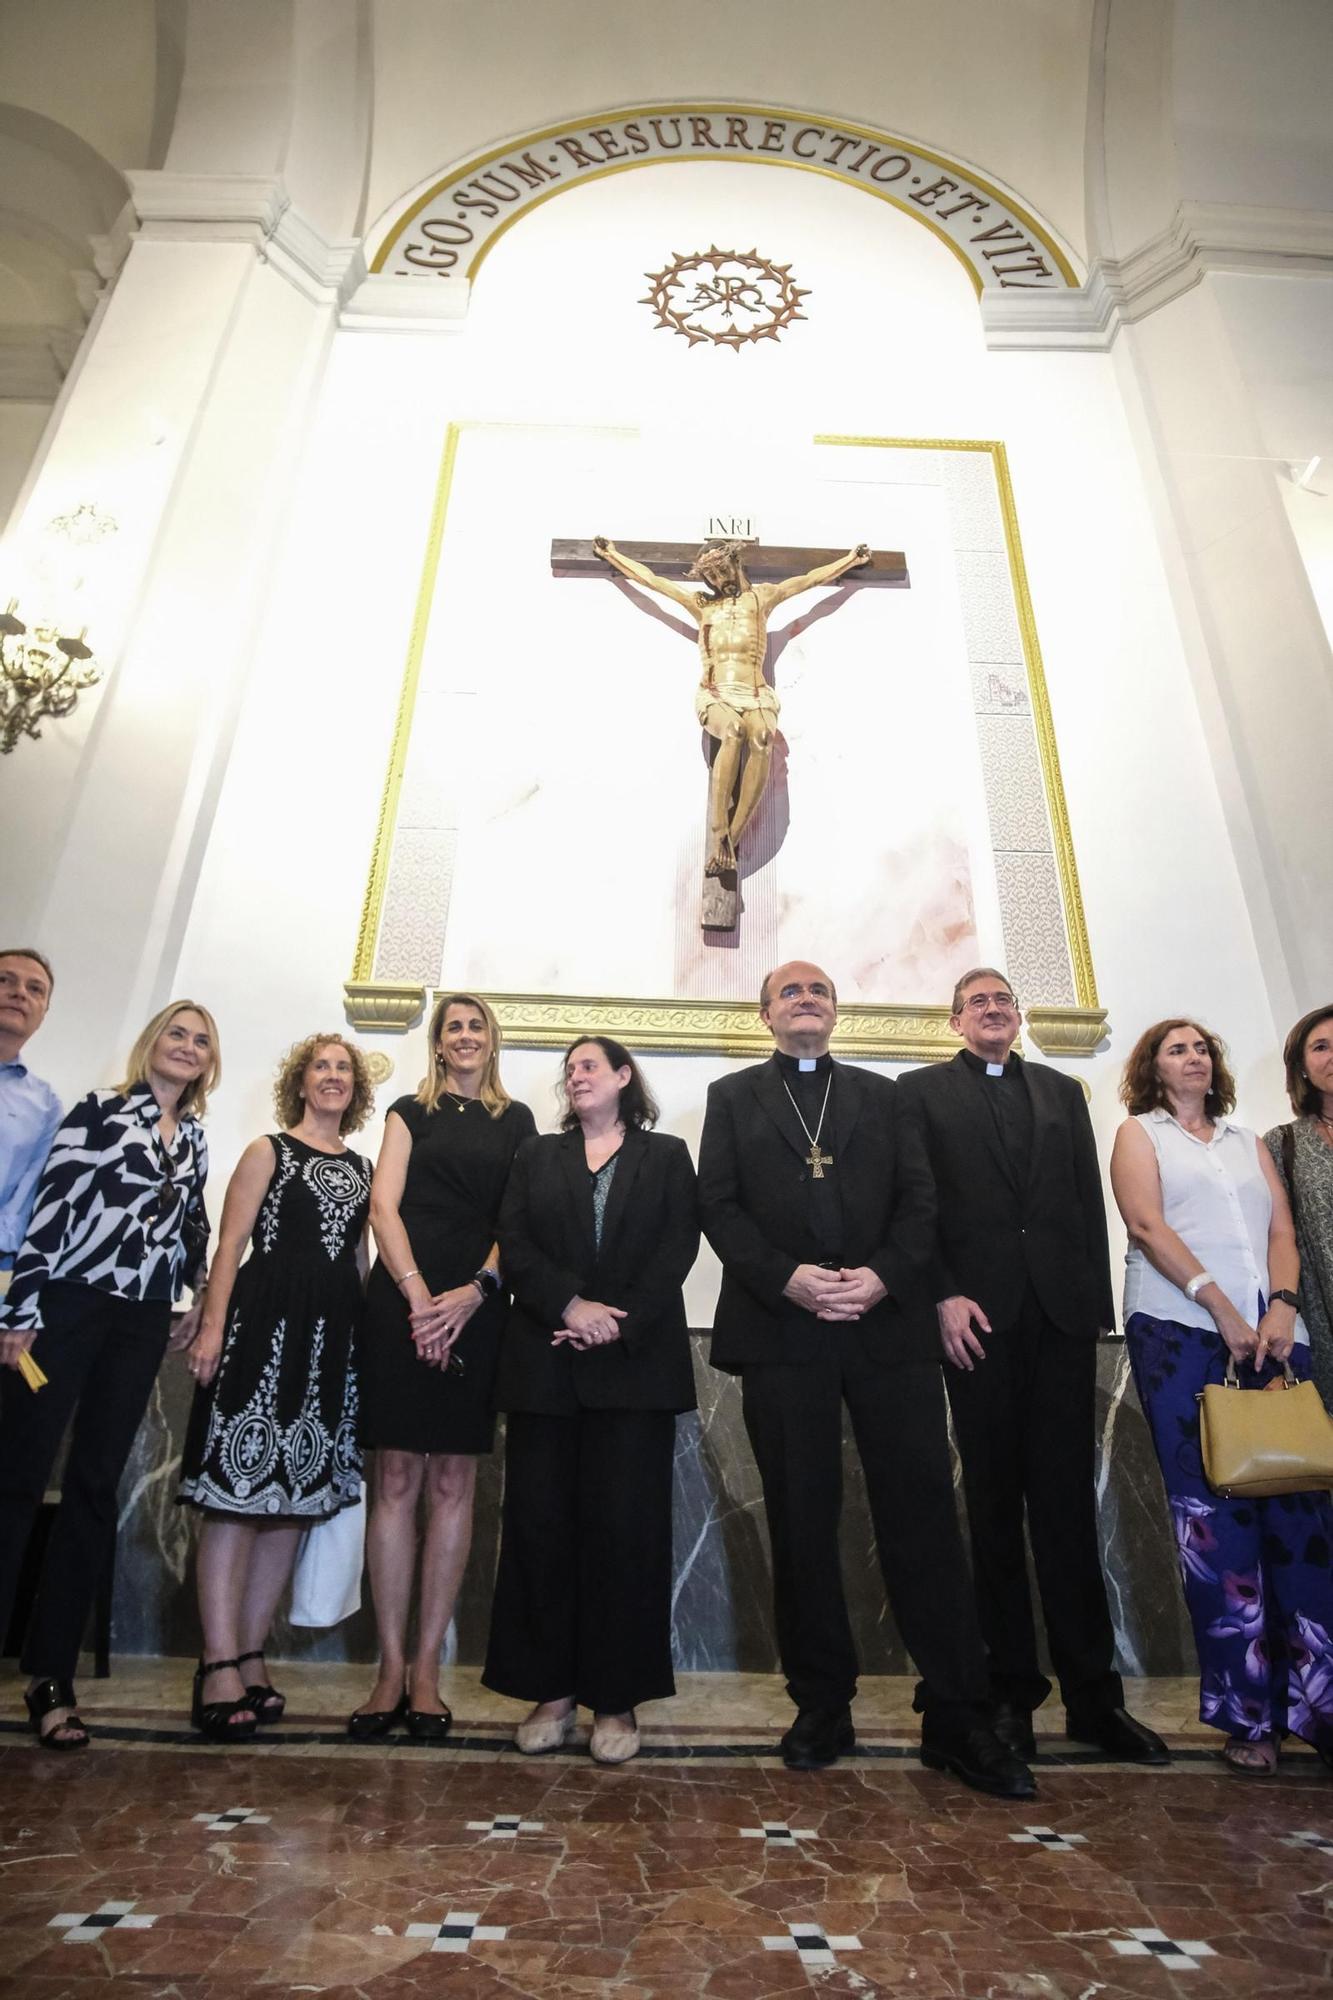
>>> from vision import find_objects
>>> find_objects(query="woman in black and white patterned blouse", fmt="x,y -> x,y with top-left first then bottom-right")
0,999 -> 218,1749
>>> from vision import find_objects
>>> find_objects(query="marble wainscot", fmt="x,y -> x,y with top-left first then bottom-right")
87,1334 -> 1194,1678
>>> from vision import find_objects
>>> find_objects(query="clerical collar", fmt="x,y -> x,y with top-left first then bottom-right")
776,1049 -> 833,1077
959,1047 -> 1018,1080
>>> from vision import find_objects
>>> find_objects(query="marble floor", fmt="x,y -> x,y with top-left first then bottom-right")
1,1662 -> 1330,1997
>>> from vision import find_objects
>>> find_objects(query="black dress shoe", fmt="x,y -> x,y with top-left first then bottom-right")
1066,1705 -> 1170,1765
920,1724 -> 1037,1798
992,1699 -> 1037,1761
780,1706 -> 855,1770
346,1692 -> 408,1742
406,1703 -> 452,1743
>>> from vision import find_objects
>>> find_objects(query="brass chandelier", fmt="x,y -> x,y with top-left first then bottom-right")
0,603 -> 100,753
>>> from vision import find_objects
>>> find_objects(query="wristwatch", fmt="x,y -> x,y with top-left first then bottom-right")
1270,1288 -> 1301,1310
471,1266 -> 501,1298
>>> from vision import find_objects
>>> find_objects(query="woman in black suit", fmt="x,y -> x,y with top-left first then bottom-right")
484,1036 -> 699,1764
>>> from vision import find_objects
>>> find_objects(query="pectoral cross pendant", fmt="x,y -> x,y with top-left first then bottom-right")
807,1143 -> 833,1180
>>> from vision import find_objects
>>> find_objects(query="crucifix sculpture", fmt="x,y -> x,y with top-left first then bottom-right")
552,533 -> 909,928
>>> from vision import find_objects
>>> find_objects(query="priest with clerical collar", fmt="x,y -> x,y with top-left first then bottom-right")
895,967 -> 1169,1769
698,958 -> 1035,1798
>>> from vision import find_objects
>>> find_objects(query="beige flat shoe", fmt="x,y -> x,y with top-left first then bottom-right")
515,1705 -> 576,1755
590,1712 -> 640,1765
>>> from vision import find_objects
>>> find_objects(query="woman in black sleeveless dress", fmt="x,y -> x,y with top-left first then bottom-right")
177,1034 -> 373,1738
351,992 -> 534,1740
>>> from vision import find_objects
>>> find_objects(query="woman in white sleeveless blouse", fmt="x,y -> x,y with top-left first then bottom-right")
1110,1018 -> 1333,1778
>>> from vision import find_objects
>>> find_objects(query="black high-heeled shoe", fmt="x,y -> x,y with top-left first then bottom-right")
25,1676 -> 89,1752
346,1690 -> 408,1742
236,1650 -> 286,1724
191,1658 -> 258,1742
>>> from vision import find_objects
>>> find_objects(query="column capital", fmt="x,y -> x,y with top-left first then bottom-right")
125,171 -> 366,305
983,199 -> 1333,352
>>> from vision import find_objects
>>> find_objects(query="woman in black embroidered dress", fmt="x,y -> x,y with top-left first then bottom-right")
0,999 -> 218,1749
177,1034 -> 373,1739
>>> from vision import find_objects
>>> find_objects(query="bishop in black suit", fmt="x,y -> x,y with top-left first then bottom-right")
698,960 -> 1033,1794
895,968 -> 1167,1764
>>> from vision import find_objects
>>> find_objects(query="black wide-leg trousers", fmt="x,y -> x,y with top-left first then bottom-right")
0,1281 -> 170,1681
943,1286 -> 1122,1716
483,1406 -> 678,1714
740,1339 -> 989,1719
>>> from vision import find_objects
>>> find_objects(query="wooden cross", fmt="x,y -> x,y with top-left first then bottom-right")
552,539 -> 908,586
806,1141 -> 833,1180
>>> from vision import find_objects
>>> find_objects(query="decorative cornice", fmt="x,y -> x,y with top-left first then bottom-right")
1024,1006 -> 1109,1056
343,981 -> 427,1032
126,169 -> 290,235
124,172 -> 365,306
346,983 -> 1117,1067
982,199 -> 1333,352
339,272 -> 471,331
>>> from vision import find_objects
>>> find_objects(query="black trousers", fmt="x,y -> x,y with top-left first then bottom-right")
483,1407 -> 677,1714
0,1281 -> 170,1681
741,1339 -> 989,1719
944,1285 -> 1122,1715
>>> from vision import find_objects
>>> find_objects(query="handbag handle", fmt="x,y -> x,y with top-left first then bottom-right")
1223,1357 -> 1298,1388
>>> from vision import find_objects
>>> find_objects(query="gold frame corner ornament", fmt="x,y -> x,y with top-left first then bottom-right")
344,981 -> 428,1033
1023,1006 -> 1109,1057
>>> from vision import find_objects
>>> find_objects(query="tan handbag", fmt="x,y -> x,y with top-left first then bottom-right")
1197,1359 -> 1333,1498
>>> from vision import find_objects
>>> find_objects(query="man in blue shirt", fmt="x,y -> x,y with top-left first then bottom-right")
0,949 -> 61,1335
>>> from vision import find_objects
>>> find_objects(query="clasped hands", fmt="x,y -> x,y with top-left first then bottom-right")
552,1295 -> 625,1349
784,1264 -> 887,1321
1214,1294 -> 1296,1373
409,1282 -> 483,1367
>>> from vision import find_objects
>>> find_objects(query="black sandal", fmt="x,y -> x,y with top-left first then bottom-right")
237,1650 -> 286,1724
191,1658 -> 258,1742
25,1676 -> 89,1752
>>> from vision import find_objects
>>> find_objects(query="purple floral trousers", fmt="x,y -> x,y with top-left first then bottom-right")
1126,1312 -> 1333,1749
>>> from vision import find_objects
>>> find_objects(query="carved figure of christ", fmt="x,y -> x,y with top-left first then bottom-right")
593,536 -> 871,877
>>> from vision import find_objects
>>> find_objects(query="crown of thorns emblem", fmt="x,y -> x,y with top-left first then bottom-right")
640,246 -> 811,350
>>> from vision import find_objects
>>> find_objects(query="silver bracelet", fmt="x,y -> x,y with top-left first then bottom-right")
1184,1271 -> 1215,1303
396,1267 -> 421,1289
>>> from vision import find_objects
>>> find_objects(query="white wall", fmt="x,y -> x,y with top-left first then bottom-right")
366,0 -> 1095,262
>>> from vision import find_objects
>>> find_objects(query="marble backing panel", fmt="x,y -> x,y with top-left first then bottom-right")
95,1337 -> 1192,1679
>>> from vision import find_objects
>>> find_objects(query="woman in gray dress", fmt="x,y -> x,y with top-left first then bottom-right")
1264,1003 -> 1333,1410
